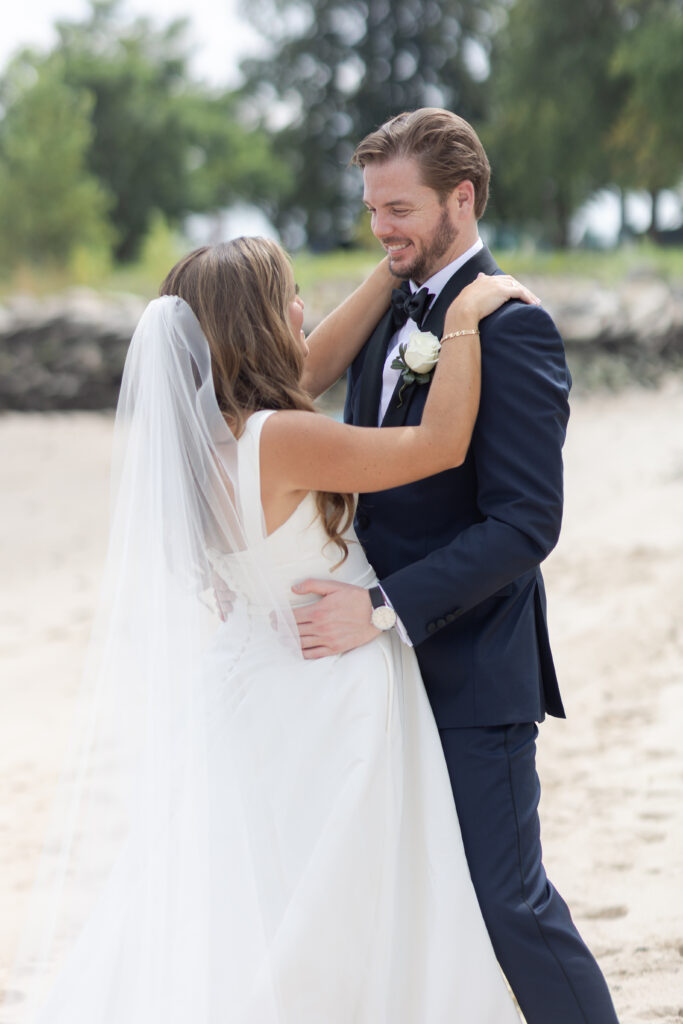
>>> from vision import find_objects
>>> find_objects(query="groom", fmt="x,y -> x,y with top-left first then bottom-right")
293,109 -> 619,1023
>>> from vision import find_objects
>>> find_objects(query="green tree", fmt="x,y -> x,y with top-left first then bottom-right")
22,0 -> 289,260
184,90 -> 292,221
608,0 -> 683,236
484,0 -> 625,247
241,0 -> 494,248
51,0 -> 192,259
0,57 -> 112,268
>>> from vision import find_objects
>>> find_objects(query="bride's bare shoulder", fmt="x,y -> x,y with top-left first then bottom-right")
259,410 -> 350,491
262,407 -> 354,449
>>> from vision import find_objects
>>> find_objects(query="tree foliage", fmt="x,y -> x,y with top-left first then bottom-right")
0,59 -> 113,267
241,0 -> 495,247
483,0 -> 627,247
50,0 -> 289,259
49,1 -> 197,259
0,0 -> 289,265
608,0 -> 683,231
1,0 -> 681,260
242,0 -> 682,248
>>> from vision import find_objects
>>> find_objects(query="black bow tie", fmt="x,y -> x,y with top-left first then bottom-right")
390,281 -> 435,330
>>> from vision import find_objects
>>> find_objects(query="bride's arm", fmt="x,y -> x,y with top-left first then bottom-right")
263,274 -> 540,496
300,258 -> 395,399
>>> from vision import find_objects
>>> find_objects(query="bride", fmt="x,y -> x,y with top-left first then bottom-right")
7,237 -> 538,1023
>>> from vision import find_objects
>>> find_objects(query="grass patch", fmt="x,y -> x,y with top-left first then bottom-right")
491,242 -> 683,282
2,240 -> 682,302
296,242 -> 683,288
291,248 -> 381,292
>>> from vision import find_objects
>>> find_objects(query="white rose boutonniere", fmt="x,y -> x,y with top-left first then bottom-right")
391,330 -> 441,406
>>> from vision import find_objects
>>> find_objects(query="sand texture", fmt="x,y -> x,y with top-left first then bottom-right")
1,382 -> 682,1021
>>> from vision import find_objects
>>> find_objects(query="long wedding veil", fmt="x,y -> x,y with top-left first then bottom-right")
4,296 -> 302,1022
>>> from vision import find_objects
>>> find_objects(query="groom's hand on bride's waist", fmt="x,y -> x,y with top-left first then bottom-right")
291,579 -> 379,658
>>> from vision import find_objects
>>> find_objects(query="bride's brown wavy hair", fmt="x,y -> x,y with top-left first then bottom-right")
160,236 -> 355,562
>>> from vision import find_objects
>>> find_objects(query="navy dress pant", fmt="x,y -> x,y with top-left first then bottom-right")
438,723 -> 620,1024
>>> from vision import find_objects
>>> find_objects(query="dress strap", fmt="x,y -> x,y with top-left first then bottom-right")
237,410 -> 277,547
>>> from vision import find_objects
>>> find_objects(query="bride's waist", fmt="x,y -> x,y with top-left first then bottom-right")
208,556 -> 377,643
287,558 -> 377,607
231,560 -> 377,611
208,539 -> 376,610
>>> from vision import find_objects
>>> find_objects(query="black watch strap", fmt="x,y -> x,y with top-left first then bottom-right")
369,586 -> 385,610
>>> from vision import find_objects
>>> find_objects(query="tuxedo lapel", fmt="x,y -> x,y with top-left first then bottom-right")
381,247 -> 501,427
356,309 -> 396,427
381,364 -> 422,426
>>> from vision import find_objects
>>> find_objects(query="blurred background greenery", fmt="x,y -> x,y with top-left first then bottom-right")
0,0 -> 681,297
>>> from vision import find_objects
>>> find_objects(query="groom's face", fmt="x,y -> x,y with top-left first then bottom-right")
362,156 -> 469,285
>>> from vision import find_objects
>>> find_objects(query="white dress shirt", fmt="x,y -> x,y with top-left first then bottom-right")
376,237 -> 483,644
378,237 -> 484,424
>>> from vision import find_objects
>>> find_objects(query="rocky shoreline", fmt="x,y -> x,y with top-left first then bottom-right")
1,275 -> 681,410
0,290 -> 146,411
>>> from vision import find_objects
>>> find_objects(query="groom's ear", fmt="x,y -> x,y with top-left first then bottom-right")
450,180 -> 475,214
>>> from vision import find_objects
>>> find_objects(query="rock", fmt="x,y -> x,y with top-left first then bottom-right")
0,289 -> 146,411
1,278 -> 682,410
531,277 -> 683,358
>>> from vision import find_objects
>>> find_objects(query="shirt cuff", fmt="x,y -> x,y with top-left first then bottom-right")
378,583 -> 413,647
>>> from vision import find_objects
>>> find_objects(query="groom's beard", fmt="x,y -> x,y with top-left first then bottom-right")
388,206 -> 459,285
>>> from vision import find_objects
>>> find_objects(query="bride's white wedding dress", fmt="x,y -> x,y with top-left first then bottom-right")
22,409 -> 519,1024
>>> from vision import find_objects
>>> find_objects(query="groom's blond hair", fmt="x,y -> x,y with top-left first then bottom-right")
352,108 -> 490,219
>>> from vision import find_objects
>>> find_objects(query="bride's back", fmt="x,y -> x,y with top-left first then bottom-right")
207,411 -> 374,615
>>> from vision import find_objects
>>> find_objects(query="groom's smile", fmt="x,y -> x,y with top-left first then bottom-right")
382,238 -> 415,265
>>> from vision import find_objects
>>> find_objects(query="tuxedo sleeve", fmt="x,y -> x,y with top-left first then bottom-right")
380,302 -> 571,647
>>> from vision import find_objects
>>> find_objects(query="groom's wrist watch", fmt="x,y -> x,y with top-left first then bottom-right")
369,586 -> 397,631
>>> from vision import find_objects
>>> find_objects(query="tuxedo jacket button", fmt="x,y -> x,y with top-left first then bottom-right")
446,612 -> 456,623
427,622 -> 436,634
436,618 -> 446,628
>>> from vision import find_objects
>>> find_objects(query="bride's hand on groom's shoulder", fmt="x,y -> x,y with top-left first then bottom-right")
450,273 -> 541,323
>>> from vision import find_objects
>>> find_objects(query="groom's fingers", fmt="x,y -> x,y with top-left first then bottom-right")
292,606 -> 318,628
292,577 -> 344,597
292,606 -> 332,643
297,621 -> 338,658
294,612 -> 340,643
291,583 -> 377,656
295,621 -> 322,640
301,645 -> 335,660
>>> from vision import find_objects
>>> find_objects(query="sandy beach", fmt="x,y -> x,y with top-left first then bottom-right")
1,380 -> 682,1022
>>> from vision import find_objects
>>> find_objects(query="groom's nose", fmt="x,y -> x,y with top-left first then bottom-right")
372,209 -> 397,241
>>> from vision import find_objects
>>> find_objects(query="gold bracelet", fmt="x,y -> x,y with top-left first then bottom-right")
441,328 -> 480,341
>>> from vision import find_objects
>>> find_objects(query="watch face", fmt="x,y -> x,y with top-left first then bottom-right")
371,605 -> 397,631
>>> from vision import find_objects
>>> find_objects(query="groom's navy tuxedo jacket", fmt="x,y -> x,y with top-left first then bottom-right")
344,247 -> 571,728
